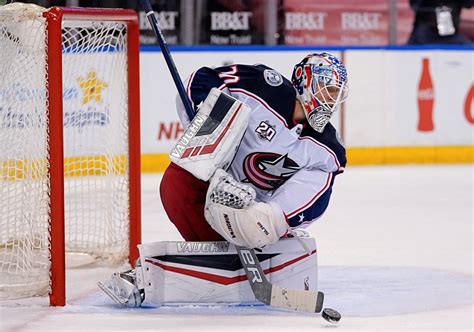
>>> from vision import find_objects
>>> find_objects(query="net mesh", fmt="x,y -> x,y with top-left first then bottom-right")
0,3 -> 131,299
61,19 -> 130,261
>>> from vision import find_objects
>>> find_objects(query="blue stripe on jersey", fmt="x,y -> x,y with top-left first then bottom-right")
287,176 -> 334,228
301,122 -> 347,168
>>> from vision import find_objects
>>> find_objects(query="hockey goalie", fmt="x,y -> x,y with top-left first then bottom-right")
99,53 -> 349,307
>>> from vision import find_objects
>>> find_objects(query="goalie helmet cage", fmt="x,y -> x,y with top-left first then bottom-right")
0,4 -> 141,306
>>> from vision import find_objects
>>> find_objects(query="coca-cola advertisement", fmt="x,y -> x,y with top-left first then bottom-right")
200,0 -> 265,45
135,0 -> 180,45
417,58 -> 435,132
464,84 -> 474,124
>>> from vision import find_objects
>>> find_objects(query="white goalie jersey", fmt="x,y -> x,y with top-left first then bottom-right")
177,64 -> 346,229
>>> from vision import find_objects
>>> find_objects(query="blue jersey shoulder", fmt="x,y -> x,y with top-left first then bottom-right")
188,64 -> 297,127
217,64 -> 296,127
301,122 -> 347,169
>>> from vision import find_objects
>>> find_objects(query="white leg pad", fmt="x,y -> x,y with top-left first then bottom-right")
137,237 -> 318,307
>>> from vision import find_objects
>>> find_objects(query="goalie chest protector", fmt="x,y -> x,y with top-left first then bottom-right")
181,64 -> 347,227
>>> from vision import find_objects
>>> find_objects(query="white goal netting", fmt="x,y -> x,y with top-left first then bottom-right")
0,3 -> 132,299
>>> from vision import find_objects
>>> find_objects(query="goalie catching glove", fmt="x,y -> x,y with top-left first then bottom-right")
204,169 -> 288,249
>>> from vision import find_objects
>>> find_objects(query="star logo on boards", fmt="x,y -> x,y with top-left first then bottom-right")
78,71 -> 108,105
298,213 -> 305,222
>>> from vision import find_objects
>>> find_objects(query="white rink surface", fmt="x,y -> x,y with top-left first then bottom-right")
1,165 -> 473,332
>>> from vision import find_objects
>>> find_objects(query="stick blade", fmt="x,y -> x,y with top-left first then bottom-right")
271,286 -> 325,313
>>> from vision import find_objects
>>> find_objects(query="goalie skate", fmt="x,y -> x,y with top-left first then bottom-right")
97,270 -> 144,307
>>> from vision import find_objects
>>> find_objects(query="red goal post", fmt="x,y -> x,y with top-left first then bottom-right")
46,6 -> 141,307
0,4 -> 141,306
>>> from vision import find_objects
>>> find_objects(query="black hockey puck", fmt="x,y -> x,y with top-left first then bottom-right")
321,307 -> 341,323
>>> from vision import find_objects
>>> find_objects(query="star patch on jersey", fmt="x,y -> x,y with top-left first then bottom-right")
263,69 -> 283,87
243,152 -> 300,190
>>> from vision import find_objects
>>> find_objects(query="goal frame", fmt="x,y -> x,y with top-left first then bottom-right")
44,7 -> 141,306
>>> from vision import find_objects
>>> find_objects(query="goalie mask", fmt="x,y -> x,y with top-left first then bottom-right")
292,53 -> 349,133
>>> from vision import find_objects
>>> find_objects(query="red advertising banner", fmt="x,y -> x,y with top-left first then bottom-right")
282,0 -> 390,45
395,0 -> 414,44
282,0 -> 414,45
460,7 -> 474,40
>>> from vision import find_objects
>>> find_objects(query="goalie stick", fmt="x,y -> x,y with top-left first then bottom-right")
236,246 -> 324,313
138,0 -> 194,121
139,0 -> 325,314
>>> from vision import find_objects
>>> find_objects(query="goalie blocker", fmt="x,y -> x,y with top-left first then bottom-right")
169,88 -> 251,181
99,237 -> 318,307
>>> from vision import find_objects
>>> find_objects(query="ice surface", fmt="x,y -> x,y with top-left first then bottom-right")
1,165 -> 472,331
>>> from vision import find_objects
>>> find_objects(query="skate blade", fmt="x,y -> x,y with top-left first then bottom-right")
97,280 -> 128,306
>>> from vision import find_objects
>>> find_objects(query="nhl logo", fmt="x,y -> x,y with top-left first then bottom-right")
263,69 -> 283,87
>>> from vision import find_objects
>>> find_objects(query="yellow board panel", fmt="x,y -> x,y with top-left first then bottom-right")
347,146 -> 474,165
3,147 -> 472,180
1,155 -> 127,180
139,146 -> 474,173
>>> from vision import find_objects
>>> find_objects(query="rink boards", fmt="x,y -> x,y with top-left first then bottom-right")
112,47 -> 474,170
